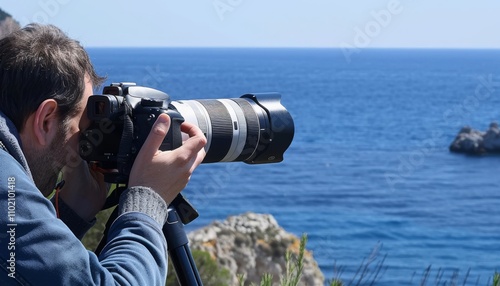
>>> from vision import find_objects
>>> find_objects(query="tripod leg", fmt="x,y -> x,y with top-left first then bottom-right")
163,207 -> 203,286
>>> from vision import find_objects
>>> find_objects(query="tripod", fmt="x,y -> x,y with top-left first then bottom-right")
164,194 -> 203,286
96,190 -> 203,286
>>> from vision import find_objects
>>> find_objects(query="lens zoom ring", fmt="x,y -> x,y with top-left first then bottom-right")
197,100 -> 233,162
232,98 -> 260,161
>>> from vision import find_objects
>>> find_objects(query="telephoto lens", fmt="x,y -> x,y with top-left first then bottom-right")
171,93 -> 294,164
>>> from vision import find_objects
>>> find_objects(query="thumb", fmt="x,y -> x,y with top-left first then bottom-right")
137,113 -> 171,159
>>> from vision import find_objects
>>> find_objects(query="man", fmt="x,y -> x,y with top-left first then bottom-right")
0,24 -> 206,285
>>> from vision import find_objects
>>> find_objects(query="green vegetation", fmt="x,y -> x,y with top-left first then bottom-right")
166,250 -> 231,286
242,236 -> 499,286
409,266 -> 500,286
280,234 -> 307,286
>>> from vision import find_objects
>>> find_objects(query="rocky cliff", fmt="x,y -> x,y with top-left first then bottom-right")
188,212 -> 325,286
0,8 -> 20,39
449,122 -> 500,154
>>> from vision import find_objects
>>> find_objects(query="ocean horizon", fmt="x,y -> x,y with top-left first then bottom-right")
87,46 -> 500,50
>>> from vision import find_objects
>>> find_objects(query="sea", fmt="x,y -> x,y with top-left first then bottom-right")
87,47 -> 500,285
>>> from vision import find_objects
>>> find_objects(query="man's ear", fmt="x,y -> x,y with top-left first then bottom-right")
32,99 -> 60,146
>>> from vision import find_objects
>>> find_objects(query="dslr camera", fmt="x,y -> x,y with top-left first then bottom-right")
79,83 -> 294,183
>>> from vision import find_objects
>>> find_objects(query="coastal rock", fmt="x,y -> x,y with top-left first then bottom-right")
0,9 -> 20,39
449,122 -> 500,154
188,212 -> 325,286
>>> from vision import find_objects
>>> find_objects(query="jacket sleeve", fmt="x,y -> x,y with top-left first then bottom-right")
0,151 -> 169,285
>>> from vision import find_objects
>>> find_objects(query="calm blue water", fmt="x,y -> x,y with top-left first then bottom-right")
88,48 -> 500,285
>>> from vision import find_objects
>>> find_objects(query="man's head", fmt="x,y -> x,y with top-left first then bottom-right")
0,24 -> 105,195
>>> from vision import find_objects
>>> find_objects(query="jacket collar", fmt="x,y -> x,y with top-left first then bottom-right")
0,110 -> 33,180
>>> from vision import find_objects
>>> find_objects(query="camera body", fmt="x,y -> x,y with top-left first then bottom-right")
80,83 -> 183,182
80,82 -> 294,183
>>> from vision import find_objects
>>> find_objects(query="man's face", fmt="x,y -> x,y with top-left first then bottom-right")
25,77 -> 93,196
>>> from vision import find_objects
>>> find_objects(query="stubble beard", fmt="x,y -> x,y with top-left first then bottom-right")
25,125 -> 69,196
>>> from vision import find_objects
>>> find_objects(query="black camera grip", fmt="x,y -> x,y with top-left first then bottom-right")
160,110 -> 184,151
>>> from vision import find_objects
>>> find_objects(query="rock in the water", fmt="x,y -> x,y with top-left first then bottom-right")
483,122 -> 500,150
450,122 -> 500,154
188,212 -> 325,286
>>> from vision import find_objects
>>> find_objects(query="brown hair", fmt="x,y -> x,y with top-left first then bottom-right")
0,23 -> 105,131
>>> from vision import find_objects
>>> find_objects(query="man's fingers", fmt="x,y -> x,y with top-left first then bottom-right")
179,122 -> 207,155
137,114 -> 171,160
180,121 -> 203,137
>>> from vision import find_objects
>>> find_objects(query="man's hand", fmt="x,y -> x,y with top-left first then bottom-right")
59,159 -> 109,221
128,114 -> 206,205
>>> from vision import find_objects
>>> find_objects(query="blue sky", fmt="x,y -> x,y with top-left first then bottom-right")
1,0 -> 499,49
